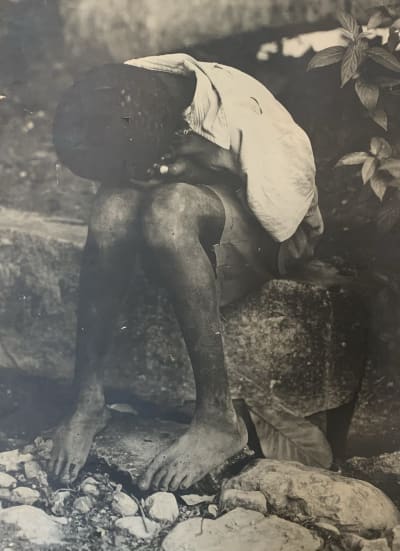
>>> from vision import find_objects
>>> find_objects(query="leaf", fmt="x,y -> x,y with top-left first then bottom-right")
337,11 -> 360,38
341,40 -> 368,87
335,152 -> 370,167
371,108 -> 388,131
355,78 -> 380,111
367,8 -> 388,28
362,157 -> 378,183
370,136 -> 393,159
307,46 -> 346,71
370,173 -> 388,200
380,158 -> 400,177
249,404 -> 333,468
367,47 -> 400,72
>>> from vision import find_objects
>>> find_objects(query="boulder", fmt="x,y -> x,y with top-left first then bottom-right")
0,472 -> 16,489
219,488 -> 267,514
161,507 -> 321,551
0,449 -> 33,471
223,459 -> 400,534
0,207 -> 366,415
0,505 -> 65,546
11,487 -> 40,505
145,492 -> 179,523
115,516 -> 160,539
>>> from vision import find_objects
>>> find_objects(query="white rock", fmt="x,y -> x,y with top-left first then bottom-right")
111,491 -> 138,516
0,505 -> 64,545
223,459 -> 400,534
162,508 -> 321,551
0,450 -> 33,471
0,488 -> 11,501
80,477 -> 100,497
51,491 -> 72,516
181,494 -> 215,506
393,525 -> 400,551
73,496 -> 93,514
0,472 -> 16,489
115,516 -> 160,539
207,504 -> 218,518
145,492 -> 179,523
23,461 -> 48,486
220,489 -> 267,514
11,487 -> 40,505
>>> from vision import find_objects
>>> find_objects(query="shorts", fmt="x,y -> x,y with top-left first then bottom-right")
205,182 -> 280,307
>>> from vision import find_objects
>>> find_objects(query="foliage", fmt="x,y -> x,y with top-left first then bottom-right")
308,6 -> 400,233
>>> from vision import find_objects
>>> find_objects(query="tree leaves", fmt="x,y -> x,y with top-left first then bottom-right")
380,158 -> 400,177
371,108 -> 388,131
370,173 -> 387,200
355,78 -> 380,111
362,156 -> 378,184
336,152 -> 370,166
341,40 -> 368,87
370,136 -> 392,159
337,11 -> 360,38
249,404 -> 333,469
367,47 -> 400,72
307,46 -> 346,71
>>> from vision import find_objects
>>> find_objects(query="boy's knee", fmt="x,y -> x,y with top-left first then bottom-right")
142,183 -> 197,250
89,190 -> 139,250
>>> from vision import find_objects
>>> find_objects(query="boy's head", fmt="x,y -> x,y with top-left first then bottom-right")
53,63 -> 195,182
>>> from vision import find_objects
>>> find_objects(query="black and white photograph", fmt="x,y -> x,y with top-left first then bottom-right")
0,0 -> 400,549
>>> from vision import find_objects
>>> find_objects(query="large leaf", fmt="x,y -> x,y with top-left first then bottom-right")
307,46 -> 346,71
370,173 -> 388,200
249,404 -> 333,469
380,158 -> 400,177
370,136 -> 393,159
371,108 -> 388,131
341,40 -> 367,87
367,46 -> 400,72
335,152 -> 370,166
355,78 -> 380,111
337,11 -> 360,38
362,157 -> 378,184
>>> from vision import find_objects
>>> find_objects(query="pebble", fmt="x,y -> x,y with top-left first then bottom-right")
207,504 -> 218,518
314,521 -> 340,536
115,516 -> 160,539
219,489 -> 267,514
51,491 -> 72,516
181,494 -> 215,506
73,496 -> 93,514
11,487 -> 40,505
145,492 -> 179,523
24,461 -> 48,486
80,477 -> 100,497
111,491 -> 139,517
0,450 -> 33,471
0,472 -> 17,489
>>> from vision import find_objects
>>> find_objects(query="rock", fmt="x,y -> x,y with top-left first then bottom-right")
115,516 -> 160,539
207,504 -> 218,518
111,491 -> 139,517
0,505 -> 64,545
80,477 -> 100,497
0,449 -> 33,471
314,521 -> 340,536
393,525 -> 400,551
0,208 -> 366,416
73,496 -> 93,514
223,459 -> 400,534
145,492 -> 179,523
51,491 -> 72,516
346,452 -> 400,506
23,460 -> 48,485
360,538 -> 390,550
162,508 -> 321,551
219,488 -> 267,514
181,494 -> 215,506
11,487 -> 40,505
0,472 -> 16,489
0,488 -> 11,501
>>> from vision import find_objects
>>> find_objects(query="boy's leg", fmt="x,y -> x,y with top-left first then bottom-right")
139,182 -> 248,492
50,185 -> 142,483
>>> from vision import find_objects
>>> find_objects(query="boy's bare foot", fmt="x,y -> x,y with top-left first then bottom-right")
49,406 -> 110,484
138,413 -> 248,492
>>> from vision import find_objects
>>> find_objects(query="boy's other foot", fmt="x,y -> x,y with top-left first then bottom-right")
138,413 -> 247,492
49,406 -> 109,484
